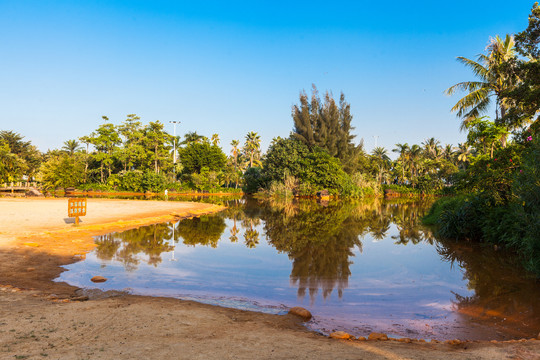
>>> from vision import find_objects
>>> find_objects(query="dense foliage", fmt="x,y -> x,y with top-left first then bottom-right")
426,3 -> 540,276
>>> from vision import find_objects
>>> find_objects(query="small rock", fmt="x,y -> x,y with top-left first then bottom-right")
91,276 -> 107,283
26,267 -> 35,272
490,340 -> 498,344
537,332 -> 540,340
288,307 -> 312,321
368,332 -> 388,341
398,338 -> 412,343
356,336 -> 366,341
329,331 -> 352,340
70,296 -> 89,302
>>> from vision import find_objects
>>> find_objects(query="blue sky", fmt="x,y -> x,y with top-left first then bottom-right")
0,1 -> 534,156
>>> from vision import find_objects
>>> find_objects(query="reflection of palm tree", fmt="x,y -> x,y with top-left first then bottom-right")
243,219 -> 260,248
229,215 -> 239,243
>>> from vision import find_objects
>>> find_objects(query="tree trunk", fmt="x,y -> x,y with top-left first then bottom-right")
155,145 -> 158,173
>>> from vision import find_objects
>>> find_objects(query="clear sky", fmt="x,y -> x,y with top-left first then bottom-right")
0,1 -> 534,156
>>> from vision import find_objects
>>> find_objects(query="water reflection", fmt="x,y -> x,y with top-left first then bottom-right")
95,224 -> 173,270
94,198 -> 438,300
83,197 -> 540,340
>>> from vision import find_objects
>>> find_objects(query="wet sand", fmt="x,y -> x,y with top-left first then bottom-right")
0,197 -> 539,359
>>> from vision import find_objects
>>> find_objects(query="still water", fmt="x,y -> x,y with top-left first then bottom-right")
57,198 -> 540,341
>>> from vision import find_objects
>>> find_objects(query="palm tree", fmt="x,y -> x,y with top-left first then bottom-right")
182,131 -> 205,145
442,144 -> 455,162
392,143 -> 409,184
243,132 -> 262,168
456,143 -> 472,169
372,147 -> 390,184
445,35 -> 517,132
230,140 -> 240,170
211,133 -> 220,146
408,144 -> 423,179
422,137 -> 441,159
62,139 -> 81,156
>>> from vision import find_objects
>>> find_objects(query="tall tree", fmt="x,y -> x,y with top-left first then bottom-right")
371,147 -> 390,184
243,131 -> 262,168
88,117 -> 121,182
230,139 -> 241,171
445,35 -> 518,134
117,114 -> 145,171
182,131 -> 206,145
504,2 -> 540,131
393,143 -> 410,184
292,86 -> 361,172
62,139 -> 81,156
143,121 -> 172,174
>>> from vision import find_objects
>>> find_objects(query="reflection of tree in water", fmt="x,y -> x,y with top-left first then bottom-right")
261,200 -> 365,303
175,215 -> 227,248
94,223 -> 173,271
259,198 -> 437,303
435,239 -> 540,337
385,200 -> 436,245
243,218 -> 260,248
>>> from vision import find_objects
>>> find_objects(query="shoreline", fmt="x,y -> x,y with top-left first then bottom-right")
0,198 -> 539,359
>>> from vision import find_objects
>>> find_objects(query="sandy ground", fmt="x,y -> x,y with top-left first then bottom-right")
0,197 -> 539,360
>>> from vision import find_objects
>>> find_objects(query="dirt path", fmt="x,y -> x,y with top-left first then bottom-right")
0,198 -> 539,359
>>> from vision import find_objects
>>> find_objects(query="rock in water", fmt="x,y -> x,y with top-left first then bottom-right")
329,331 -> 353,340
288,307 -> 312,321
91,276 -> 107,283
368,332 -> 389,341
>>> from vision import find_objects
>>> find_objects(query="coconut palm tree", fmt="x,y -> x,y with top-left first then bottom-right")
407,144 -> 423,179
456,143 -> 472,169
62,139 -> 82,156
445,35 -> 517,132
392,143 -> 409,184
371,147 -> 390,184
442,144 -> 456,163
211,133 -> 220,146
243,132 -> 262,168
422,137 -> 441,159
181,131 -> 205,145
230,140 -> 240,170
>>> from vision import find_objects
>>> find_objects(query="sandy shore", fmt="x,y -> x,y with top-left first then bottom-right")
0,197 -> 539,359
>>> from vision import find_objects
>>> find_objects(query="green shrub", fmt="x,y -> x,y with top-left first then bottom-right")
141,171 -> 168,192
243,167 -> 264,194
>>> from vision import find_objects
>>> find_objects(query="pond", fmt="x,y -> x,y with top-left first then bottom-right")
56,197 -> 540,341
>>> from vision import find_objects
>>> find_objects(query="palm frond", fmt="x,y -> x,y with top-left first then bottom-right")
456,56 -> 489,79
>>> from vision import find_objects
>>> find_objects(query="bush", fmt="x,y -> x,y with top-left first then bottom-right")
243,167 -> 264,194
77,182 -> 114,192
190,167 -> 223,191
141,171 -> 168,192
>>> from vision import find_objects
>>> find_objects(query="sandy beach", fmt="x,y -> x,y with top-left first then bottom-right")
0,197 -> 539,359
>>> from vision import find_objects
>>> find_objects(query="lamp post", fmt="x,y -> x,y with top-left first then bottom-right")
169,121 -> 180,172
